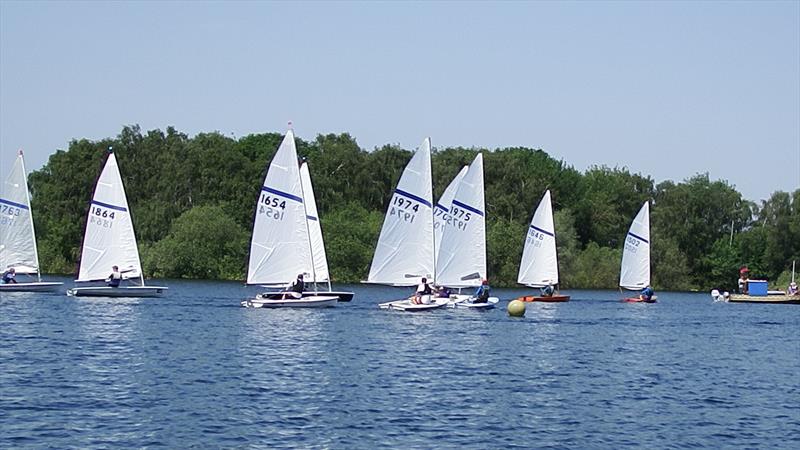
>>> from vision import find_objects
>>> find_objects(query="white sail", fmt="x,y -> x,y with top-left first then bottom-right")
433,165 -> 468,269
367,138 -> 434,286
518,190 -> 559,287
300,161 -> 329,284
0,152 -> 39,274
620,201 -> 650,290
436,153 -> 486,287
247,130 -> 313,285
77,152 -> 143,282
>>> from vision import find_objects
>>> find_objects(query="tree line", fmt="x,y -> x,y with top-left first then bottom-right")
26,125 -> 800,291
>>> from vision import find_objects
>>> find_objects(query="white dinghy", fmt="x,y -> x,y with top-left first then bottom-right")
435,153 -> 499,309
242,129 -> 336,308
370,138 -> 447,311
0,151 -> 63,292
67,149 -> 167,298
620,202 -> 656,303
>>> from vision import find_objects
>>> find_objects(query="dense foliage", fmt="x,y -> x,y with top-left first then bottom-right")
26,125 -> 800,291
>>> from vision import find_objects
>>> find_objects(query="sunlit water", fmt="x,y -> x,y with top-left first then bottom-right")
1,278 -> 798,448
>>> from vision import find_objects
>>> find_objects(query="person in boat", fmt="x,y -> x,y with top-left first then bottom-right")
789,281 -> 798,296
540,283 -> 555,297
472,279 -> 491,303
106,266 -> 121,287
738,267 -> 749,294
284,274 -> 305,299
413,277 -> 432,304
434,285 -> 451,299
640,286 -> 654,302
2,267 -> 17,284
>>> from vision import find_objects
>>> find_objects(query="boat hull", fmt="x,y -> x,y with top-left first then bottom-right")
450,296 -> 500,309
728,294 -> 800,305
378,296 -> 449,311
242,295 -> 338,308
256,290 -> 354,302
0,282 -> 63,293
622,296 -> 657,303
515,294 -> 570,303
67,286 -> 168,298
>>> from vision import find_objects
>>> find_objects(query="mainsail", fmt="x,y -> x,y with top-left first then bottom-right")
77,151 -> 143,282
0,152 -> 39,275
619,201 -> 651,290
435,153 -> 486,287
367,138 -> 434,286
300,161 -> 330,284
247,130 -> 313,285
518,190 -> 559,287
433,165 -> 468,271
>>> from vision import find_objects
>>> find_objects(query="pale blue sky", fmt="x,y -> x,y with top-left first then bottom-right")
1,0 -> 798,202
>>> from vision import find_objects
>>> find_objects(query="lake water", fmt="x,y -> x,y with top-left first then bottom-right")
1,278 -> 798,448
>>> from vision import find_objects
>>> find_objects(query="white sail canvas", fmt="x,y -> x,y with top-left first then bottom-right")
434,165 -> 468,270
436,153 -> 486,287
77,152 -> 142,282
247,130 -> 313,285
300,161 -> 329,283
367,138 -> 434,286
518,190 -> 559,287
620,201 -> 651,290
0,152 -> 38,274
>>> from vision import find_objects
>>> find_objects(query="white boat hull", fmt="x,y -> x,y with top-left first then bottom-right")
67,286 -> 168,298
378,296 -> 449,311
0,281 -> 63,293
257,290 -> 354,302
448,296 -> 500,309
241,295 -> 338,308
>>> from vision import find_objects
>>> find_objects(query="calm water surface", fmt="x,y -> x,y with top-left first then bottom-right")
1,278 -> 798,448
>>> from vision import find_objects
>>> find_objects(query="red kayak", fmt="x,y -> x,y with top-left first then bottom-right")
516,295 -> 570,303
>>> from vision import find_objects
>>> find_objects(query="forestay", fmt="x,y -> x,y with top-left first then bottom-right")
619,201 -> 650,290
436,153 -> 486,287
367,137 -> 434,286
300,161 -> 329,284
0,152 -> 38,274
247,130 -> 313,285
518,190 -> 559,287
77,152 -> 142,282
433,166 -> 468,271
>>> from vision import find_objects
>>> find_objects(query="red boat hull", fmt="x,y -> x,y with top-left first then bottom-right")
516,295 -> 570,303
622,297 -> 656,303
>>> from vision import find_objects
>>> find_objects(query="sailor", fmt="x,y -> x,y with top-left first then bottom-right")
2,267 -> 17,284
472,279 -> 491,303
106,266 -> 121,287
540,283 -> 555,297
285,274 -> 305,299
413,278 -> 432,304
640,286 -> 654,302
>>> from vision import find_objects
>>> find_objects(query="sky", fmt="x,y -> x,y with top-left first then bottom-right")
1,0 -> 798,203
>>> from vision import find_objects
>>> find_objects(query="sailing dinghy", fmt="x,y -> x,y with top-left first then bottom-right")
241,130 -> 337,308
514,190 -> 569,302
371,138 -> 448,311
620,201 -> 655,303
0,151 -> 63,292
435,153 -> 499,309
67,149 -> 167,297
